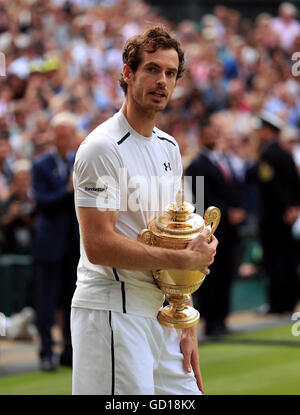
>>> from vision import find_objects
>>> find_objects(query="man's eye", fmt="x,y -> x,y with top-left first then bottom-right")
167,71 -> 176,77
147,67 -> 157,72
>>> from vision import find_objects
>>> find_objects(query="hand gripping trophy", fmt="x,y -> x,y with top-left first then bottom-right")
138,189 -> 221,329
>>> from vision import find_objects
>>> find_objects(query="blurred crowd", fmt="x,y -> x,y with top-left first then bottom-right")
0,0 -> 300,338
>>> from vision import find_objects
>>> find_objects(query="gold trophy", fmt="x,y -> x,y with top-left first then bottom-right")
138,190 -> 220,329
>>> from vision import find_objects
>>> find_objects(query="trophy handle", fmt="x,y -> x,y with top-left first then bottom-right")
137,229 -> 154,246
204,206 -> 221,236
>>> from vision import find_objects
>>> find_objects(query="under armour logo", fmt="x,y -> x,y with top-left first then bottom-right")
164,162 -> 171,171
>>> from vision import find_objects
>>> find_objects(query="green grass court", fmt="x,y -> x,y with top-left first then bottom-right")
0,323 -> 299,395
200,324 -> 300,395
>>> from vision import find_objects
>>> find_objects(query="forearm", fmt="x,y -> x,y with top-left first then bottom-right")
84,230 -> 191,271
78,207 -> 217,274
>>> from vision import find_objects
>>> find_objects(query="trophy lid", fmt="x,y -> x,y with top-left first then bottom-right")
154,189 -> 204,236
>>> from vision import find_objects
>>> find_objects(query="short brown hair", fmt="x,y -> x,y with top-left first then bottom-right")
119,25 -> 185,95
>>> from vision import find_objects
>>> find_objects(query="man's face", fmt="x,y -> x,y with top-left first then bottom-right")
53,125 -> 73,156
281,10 -> 294,23
13,171 -> 31,197
125,48 -> 179,114
256,125 -> 278,141
0,139 -> 10,162
201,125 -> 218,150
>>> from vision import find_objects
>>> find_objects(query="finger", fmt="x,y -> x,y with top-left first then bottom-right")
211,250 -> 217,259
202,227 -> 210,237
194,368 -> 204,394
210,235 -> 219,246
200,227 -> 210,241
196,372 -> 204,394
182,351 -> 192,373
208,234 -> 217,246
191,352 -> 204,394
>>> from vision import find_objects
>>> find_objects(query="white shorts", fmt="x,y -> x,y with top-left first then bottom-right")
71,308 -> 202,395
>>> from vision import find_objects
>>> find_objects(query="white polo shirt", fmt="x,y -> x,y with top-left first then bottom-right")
71,110 -> 183,318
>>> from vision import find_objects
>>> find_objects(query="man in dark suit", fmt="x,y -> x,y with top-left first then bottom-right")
247,111 -> 300,314
186,122 -> 246,337
32,112 -> 79,371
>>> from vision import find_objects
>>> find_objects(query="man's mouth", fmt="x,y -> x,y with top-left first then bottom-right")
150,91 -> 167,99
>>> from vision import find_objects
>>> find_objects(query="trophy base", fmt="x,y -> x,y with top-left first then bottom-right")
157,305 -> 200,329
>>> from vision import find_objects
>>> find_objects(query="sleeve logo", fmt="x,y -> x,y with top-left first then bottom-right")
85,184 -> 108,192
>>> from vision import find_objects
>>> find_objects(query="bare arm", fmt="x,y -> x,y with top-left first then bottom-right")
180,297 -> 204,393
78,207 -> 218,273
79,206 -> 214,394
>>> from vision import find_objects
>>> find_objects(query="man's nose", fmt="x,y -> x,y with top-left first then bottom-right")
156,71 -> 167,86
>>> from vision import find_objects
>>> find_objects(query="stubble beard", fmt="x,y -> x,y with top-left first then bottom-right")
134,92 -> 169,119
131,77 -> 170,118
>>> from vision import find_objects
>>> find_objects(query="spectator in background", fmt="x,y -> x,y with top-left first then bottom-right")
0,159 -> 35,255
201,60 -> 228,114
279,125 -> 300,173
32,111 -> 79,371
271,2 -> 300,52
247,111 -> 300,314
264,81 -> 299,126
0,136 -> 13,202
253,13 -> 279,50
186,121 -> 246,337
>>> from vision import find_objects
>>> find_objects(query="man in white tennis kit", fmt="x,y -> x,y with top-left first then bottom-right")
71,26 -> 218,395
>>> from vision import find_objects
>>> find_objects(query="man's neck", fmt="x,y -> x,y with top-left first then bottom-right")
121,99 -> 157,137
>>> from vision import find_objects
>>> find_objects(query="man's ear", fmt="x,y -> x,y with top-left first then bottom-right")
122,64 -> 133,86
